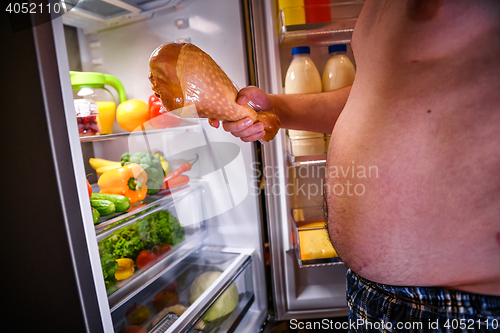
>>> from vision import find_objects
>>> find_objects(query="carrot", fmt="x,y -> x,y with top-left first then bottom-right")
165,175 -> 189,189
163,154 -> 198,183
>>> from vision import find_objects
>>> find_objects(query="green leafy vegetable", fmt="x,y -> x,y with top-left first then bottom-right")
98,210 -> 185,291
100,253 -> 118,290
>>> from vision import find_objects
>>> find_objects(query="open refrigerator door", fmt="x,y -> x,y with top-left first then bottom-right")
247,0 -> 364,321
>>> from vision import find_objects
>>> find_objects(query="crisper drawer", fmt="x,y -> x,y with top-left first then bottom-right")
111,248 -> 254,333
97,184 -> 207,309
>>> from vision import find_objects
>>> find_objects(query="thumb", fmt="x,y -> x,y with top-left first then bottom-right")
236,86 -> 271,111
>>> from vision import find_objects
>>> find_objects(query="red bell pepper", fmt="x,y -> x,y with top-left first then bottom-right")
148,94 -> 182,129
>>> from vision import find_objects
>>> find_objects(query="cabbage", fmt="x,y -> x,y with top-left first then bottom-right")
189,271 -> 239,322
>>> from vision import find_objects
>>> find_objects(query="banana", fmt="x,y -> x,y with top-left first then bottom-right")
89,158 -> 122,171
154,153 -> 170,175
96,164 -> 122,176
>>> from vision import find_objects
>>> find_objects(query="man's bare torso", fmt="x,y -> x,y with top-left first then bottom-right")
325,0 -> 500,295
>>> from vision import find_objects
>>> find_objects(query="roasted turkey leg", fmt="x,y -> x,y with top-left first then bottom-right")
149,42 -> 280,141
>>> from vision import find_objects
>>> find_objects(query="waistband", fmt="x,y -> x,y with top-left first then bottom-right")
347,268 -> 500,318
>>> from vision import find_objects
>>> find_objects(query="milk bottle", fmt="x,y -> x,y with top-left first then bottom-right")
322,44 -> 355,151
284,46 -> 325,156
322,44 -> 355,92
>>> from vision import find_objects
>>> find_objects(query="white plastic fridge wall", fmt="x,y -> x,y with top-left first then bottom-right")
62,0 -> 268,331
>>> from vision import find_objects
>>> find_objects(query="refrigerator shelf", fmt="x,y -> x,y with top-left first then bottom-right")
286,134 -> 328,166
111,248 -> 254,333
291,207 -> 344,269
80,121 -> 200,143
278,1 -> 365,48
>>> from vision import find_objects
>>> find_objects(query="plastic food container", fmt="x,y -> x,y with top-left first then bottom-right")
74,99 -> 101,137
288,135 -> 326,157
292,207 -> 343,267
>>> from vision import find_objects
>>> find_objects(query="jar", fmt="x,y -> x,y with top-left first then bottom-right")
74,96 -> 101,137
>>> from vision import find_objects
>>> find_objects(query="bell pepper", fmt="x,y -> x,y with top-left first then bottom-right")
98,163 -> 148,204
115,258 -> 135,281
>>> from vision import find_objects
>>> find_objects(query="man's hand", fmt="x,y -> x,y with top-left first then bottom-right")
209,86 -> 274,142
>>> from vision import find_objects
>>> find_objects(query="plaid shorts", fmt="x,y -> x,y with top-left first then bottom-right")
346,269 -> 500,332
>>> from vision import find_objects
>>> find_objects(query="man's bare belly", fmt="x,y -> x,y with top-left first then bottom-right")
324,0 -> 500,295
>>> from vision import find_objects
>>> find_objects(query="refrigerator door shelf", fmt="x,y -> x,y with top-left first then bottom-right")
110,248 -> 254,333
286,134 -> 328,166
291,207 -> 344,268
278,1 -> 365,47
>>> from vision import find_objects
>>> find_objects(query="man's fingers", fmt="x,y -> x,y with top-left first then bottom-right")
208,118 -> 220,128
230,122 -> 265,138
240,130 -> 266,142
215,116 -> 266,142
223,117 -> 254,132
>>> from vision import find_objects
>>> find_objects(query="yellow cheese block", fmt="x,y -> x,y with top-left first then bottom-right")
298,222 -> 326,230
298,227 -> 338,260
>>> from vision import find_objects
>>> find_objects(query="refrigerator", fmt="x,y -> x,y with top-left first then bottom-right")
1,0 -> 363,331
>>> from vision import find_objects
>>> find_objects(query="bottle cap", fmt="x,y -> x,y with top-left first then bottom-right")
328,44 -> 347,53
292,46 -> 311,55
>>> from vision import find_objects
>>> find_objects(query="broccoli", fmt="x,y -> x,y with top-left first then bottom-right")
121,151 -> 165,195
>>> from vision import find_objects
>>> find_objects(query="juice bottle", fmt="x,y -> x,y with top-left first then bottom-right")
284,46 -> 325,156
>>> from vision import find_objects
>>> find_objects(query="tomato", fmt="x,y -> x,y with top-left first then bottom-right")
135,250 -> 159,269
148,94 -> 182,129
160,244 -> 172,254
86,179 -> 92,199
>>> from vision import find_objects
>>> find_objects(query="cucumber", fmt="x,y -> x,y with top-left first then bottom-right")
91,207 -> 101,225
90,199 -> 115,216
91,193 -> 130,212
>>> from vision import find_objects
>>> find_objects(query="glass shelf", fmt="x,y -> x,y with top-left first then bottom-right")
291,206 -> 344,268
278,1 -> 364,48
94,182 -> 199,237
80,120 -> 199,143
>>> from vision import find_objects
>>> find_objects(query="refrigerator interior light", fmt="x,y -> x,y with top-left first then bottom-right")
61,0 -> 185,33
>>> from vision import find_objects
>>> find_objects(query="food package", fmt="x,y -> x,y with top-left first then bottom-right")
148,42 -> 280,141
298,222 -> 338,260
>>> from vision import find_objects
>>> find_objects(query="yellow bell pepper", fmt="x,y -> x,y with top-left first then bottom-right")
98,163 -> 148,204
115,258 -> 135,281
